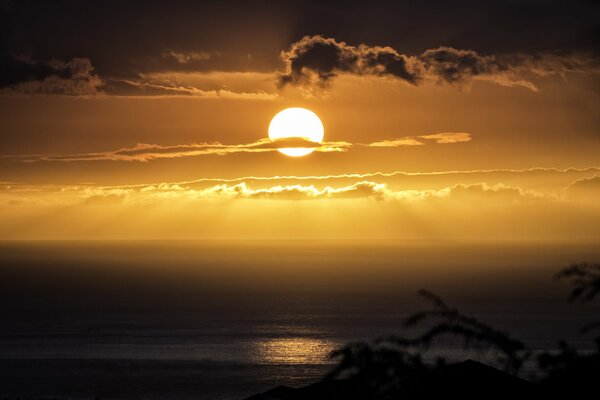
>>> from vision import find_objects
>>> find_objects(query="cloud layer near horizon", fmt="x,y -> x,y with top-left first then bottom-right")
0,179 -> 554,207
2,167 -> 599,240
2,168 -> 599,206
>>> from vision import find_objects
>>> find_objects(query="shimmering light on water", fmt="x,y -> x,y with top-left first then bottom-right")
255,337 -> 337,364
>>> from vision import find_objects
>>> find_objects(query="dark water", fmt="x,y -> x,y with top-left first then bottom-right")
0,240 -> 599,399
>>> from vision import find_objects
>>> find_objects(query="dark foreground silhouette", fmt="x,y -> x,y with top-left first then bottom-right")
246,359 -> 535,399
244,262 -> 600,399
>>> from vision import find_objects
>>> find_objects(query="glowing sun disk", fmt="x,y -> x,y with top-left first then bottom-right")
268,108 -> 324,157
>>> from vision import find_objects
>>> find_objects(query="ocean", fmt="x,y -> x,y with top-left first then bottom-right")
1,240 -> 599,399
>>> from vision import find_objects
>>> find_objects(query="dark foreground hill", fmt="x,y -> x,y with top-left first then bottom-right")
244,359 -> 535,400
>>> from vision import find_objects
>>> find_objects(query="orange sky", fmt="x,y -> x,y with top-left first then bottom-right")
1,3 -> 599,240
1,73 -> 598,182
1,71 -> 599,240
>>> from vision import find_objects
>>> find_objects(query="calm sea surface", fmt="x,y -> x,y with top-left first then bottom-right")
0,240 -> 599,399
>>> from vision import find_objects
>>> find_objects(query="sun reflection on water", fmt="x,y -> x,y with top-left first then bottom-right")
255,337 -> 337,364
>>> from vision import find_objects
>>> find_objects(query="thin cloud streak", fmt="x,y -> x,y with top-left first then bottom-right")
114,79 -> 279,100
367,132 -> 472,147
78,166 -> 598,196
170,166 -> 600,187
11,133 -> 471,163
419,132 -> 473,144
161,51 -> 213,63
17,138 -> 349,162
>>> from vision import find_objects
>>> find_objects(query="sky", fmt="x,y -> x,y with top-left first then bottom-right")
0,0 -> 599,240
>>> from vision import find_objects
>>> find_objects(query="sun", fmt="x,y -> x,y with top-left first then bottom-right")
268,108 -> 324,157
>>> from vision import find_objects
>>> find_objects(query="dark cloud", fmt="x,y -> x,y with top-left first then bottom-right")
0,55 -> 102,95
0,1 -> 598,83
1,1 -> 598,95
0,55 -> 59,87
419,47 -> 507,85
428,49 -> 600,90
280,36 -> 599,90
279,36 -> 421,87
0,1 -> 291,79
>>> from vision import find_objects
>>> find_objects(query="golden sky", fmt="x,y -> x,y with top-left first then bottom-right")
1,3 -> 599,240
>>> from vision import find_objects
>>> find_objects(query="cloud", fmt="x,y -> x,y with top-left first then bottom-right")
568,174 -> 600,189
5,177 -> 596,241
567,174 -> 600,200
199,181 -> 394,201
418,47 -> 537,90
145,181 -> 546,204
62,181 -> 541,204
279,35 -> 421,88
82,193 -> 127,206
367,138 -> 424,147
12,133 -> 471,163
419,132 -> 473,144
6,38 -> 594,98
0,180 -> 399,205
0,55 -> 103,95
1,54 -> 275,99
18,138 -> 349,162
444,183 -> 544,203
115,78 -> 278,100
94,167 -> 599,205
0,170 -> 585,212
166,167 -> 598,187
161,51 -> 213,64
279,36 -> 599,91
368,132 -> 471,147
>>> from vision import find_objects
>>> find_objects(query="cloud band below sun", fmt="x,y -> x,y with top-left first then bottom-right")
3,174 -> 599,207
2,167 -> 599,240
